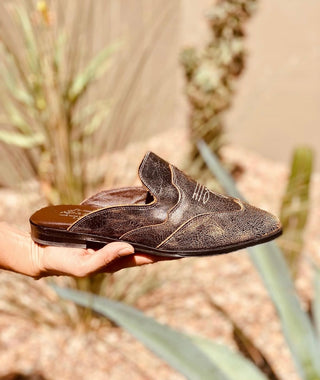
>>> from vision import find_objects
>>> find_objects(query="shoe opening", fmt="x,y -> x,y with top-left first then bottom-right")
145,191 -> 154,204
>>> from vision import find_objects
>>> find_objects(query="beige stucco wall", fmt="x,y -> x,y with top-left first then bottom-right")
179,0 -> 320,168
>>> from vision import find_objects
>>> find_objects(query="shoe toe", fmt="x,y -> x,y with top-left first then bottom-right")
240,203 -> 282,240
158,202 -> 282,254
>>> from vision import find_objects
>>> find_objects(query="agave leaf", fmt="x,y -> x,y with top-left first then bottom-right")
197,139 -> 320,380
312,265 -> 320,339
0,130 -> 43,148
191,336 -> 268,380
53,285 -> 228,380
205,296 -> 280,380
248,243 -> 320,380
68,43 -> 119,103
196,139 -> 242,198
279,147 -> 313,277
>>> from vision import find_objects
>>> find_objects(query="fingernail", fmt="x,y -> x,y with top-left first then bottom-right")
117,245 -> 135,255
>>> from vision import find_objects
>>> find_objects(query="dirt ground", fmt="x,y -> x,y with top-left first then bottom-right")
0,127 -> 319,380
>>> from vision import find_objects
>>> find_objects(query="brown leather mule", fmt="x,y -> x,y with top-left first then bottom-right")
30,152 -> 282,257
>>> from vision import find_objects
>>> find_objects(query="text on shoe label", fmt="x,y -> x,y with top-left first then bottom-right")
59,209 -> 92,220
192,183 -> 210,204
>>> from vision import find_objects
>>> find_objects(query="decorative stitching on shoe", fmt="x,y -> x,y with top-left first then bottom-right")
192,182 -> 210,204
156,212 -> 224,249
67,201 -> 159,231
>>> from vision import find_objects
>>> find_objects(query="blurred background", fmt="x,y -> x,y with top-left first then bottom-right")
182,0 -> 320,169
0,1 -> 319,380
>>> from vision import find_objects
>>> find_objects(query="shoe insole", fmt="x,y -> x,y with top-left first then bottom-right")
30,186 -> 149,230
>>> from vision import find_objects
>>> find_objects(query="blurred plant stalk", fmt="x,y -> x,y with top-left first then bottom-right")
279,146 -> 313,278
180,0 -> 257,184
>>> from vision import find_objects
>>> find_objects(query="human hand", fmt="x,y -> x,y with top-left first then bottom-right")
34,241 -> 163,278
0,222 -> 172,279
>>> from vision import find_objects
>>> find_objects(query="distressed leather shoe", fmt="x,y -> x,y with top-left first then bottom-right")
30,152 -> 282,257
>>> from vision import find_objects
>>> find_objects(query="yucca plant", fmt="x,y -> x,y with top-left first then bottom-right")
0,0 -> 118,204
0,1 -> 120,319
0,0 -> 180,320
54,141 -> 320,380
0,0 -> 180,202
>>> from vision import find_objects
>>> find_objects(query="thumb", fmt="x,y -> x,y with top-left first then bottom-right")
86,242 -> 135,271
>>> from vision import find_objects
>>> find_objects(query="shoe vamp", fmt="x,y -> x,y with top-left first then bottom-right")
68,203 -> 170,238
120,166 -> 243,248
69,152 -> 179,237
157,205 -> 280,251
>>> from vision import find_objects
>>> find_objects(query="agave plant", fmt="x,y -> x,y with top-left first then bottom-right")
197,140 -> 320,379
53,141 -> 320,379
53,285 -> 268,380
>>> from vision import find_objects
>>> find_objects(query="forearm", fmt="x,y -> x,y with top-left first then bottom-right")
0,222 -> 41,278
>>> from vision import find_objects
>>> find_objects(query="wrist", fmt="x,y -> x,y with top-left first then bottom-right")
0,222 -> 47,278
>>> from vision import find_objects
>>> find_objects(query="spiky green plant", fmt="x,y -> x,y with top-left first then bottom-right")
54,285 -> 269,380
279,146 -> 313,278
197,140 -> 320,379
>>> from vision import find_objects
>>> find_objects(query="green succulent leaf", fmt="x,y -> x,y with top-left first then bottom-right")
53,285 -> 228,380
192,336 -> 268,380
279,146 -> 313,278
197,139 -> 320,380
197,139 -> 242,199
248,243 -> 320,380
0,130 -> 43,148
205,296 -> 279,379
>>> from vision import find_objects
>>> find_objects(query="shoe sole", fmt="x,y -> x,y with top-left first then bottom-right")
30,221 -> 282,258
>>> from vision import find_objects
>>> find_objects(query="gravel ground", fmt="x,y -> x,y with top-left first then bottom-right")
0,128 -> 319,380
